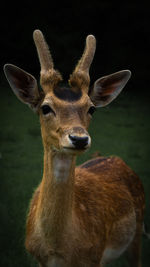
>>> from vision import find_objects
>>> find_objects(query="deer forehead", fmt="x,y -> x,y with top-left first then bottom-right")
42,91 -> 92,112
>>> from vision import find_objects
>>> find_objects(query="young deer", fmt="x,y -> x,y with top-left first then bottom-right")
4,30 -> 145,267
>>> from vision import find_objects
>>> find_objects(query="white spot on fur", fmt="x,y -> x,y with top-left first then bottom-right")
80,203 -> 86,211
47,256 -> 66,266
102,247 -> 125,263
102,230 -> 135,264
53,153 -> 73,182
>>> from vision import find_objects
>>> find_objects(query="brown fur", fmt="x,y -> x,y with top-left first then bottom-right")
69,72 -> 90,91
24,90 -> 145,267
25,156 -> 145,266
4,30 -> 144,267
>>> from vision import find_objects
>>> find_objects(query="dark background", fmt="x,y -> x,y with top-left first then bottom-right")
1,1 -> 150,90
0,1 -> 150,267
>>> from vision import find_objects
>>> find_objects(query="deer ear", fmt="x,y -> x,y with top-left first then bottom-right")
4,64 -> 41,111
89,70 -> 131,107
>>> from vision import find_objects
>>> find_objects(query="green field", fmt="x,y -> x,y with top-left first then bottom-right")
0,81 -> 150,266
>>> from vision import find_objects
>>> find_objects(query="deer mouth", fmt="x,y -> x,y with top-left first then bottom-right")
51,145 -> 88,154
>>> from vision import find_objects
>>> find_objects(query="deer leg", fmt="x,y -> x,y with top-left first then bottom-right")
126,223 -> 143,267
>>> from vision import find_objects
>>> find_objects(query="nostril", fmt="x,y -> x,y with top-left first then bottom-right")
69,135 -> 89,149
69,135 -> 77,143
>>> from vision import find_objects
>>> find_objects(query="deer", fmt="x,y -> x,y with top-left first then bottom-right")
4,30 -> 145,267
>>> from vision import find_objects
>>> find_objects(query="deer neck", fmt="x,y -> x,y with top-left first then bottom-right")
36,148 -> 76,246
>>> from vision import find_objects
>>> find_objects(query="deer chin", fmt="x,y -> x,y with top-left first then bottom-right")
51,144 -> 87,156
62,146 -> 89,155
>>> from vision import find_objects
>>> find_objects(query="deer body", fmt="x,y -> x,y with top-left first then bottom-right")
4,30 -> 145,267
25,154 -> 144,267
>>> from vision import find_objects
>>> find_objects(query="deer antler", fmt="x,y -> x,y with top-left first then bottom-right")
33,30 -> 62,91
69,35 -> 96,92
75,35 -> 96,73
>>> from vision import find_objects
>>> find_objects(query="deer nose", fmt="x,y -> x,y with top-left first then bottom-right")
69,135 -> 89,149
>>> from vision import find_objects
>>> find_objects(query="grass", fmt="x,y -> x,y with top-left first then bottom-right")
0,82 -> 150,266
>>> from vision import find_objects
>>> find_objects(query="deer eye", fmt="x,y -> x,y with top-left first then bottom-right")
41,105 -> 55,115
88,106 -> 96,116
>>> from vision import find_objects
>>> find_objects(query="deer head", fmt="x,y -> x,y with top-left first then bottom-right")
4,30 -> 131,155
